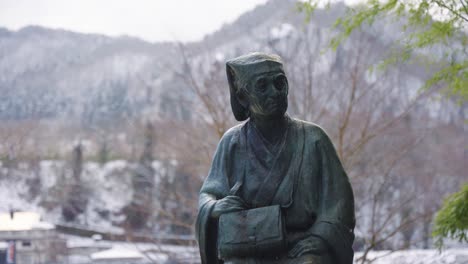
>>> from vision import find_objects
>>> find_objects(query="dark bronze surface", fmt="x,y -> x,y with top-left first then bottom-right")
196,52 -> 355,264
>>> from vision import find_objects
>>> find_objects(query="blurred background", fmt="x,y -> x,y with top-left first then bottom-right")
0,0 -> 466,263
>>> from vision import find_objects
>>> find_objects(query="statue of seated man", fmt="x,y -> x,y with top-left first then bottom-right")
196,52 -> 355,264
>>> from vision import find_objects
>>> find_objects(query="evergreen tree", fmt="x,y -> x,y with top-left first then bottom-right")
124,121 -> 155,230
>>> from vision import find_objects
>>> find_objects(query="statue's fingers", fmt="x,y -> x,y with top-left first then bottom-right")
229,197 -> 244,203
289,248 -> 301,258
224,196 -> 239,203
228,196 -> 247,206
224,200 -> 240,207
287,247 -> 298,258
226,198 -> 247,208
291,241 -> 320,258
297,246 -> 310,256
297,245 -> 318,257
288,243 -> 304,258
225,206 -> 244,213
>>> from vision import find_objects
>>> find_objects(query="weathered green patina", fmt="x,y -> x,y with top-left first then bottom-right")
196,53 -> 355,264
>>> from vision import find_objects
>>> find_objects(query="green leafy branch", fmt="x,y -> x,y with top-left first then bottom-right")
298,0 -> 468,102
432,184 -> 468,250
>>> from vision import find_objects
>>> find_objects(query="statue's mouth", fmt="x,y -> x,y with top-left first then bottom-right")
269,98 -> 287,109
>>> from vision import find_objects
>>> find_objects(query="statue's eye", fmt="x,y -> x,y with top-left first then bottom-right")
274,75 -> 287,91
255,78 -> 267,92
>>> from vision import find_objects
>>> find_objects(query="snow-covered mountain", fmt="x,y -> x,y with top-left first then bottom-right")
0,0 -> 460,124
0,0 -> 428,124
0,25 -> 177,122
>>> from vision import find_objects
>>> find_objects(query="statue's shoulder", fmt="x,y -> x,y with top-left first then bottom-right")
223,123 -> 244,137
290,118 -> 330,142
219,123 -> 246,144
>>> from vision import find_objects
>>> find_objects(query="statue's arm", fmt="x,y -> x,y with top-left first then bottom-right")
199,125 -> 248,218
289,127 -> 355,263
200,192 -> 246,218
196,134 -> 231,264
314,131 -> 355,231
196,127 -> 246,264
307,130 -> 355,263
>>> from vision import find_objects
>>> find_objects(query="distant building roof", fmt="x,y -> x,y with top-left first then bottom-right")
0,211 -> 55,231
90,246 -> 144,260
0,241 -> 7,249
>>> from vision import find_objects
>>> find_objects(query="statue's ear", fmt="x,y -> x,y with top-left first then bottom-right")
227,64 -> 249,121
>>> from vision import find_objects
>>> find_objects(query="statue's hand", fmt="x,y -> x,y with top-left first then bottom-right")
211,195 -> 247,218
288,236 -> 328,258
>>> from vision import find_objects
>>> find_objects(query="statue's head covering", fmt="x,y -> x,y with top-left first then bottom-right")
226,52 -> 284,121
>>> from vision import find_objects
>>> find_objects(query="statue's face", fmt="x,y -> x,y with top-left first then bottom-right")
242,71 -> 288,119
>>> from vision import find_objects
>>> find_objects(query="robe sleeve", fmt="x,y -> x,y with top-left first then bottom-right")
309,130 -> 356,264
196,193 -> 220,264
195,129 -> 238,264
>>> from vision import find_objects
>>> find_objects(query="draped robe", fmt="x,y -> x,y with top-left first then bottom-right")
196,117 -> 355,264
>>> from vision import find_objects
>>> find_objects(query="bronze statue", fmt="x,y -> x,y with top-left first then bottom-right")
196,52 -> 355,264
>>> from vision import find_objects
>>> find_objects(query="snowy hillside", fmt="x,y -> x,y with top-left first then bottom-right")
1,0 -> 445,123
0,160 -> 172,233
354,249 -> 468,264
0,25 -> 177,121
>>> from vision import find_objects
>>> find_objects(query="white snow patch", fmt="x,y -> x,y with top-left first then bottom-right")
92,233 -> 103,241
215,52 -> 225,62
31,221 -> 55,230
39,160 -> 64,188
0,211 -> 54,231
270,23 -> 295,39
354,249 -> 468,264
66,235 -> 112,249
91,246 -> 144,260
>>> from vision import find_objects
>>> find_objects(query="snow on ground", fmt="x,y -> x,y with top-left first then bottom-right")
354,249 -> 468,264
91,246 -> 145,260
64,235 -> 468,264
90,246 -> 169,262
83,244 -> 468,264
66,235 -> 112,249
64,234 -> 198,263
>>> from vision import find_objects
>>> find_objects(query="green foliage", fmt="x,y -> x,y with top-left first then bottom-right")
432,184 -> 468,249
299,0 -> 468,102
297,0 -> 319,22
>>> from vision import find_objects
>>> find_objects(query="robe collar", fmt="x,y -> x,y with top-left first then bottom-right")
238,116 -> 304,208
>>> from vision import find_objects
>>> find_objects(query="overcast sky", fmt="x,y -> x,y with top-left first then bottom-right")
0,0 -> 268,42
